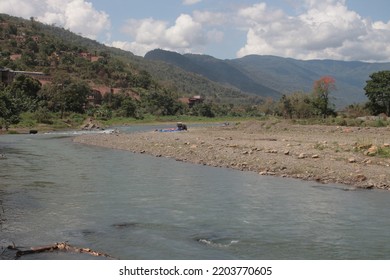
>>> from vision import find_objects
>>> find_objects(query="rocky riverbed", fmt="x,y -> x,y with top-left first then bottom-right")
73,120 -> 390,190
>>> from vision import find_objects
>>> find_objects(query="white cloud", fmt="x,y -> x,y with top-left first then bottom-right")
0,0 -> 110,40
111,41 -> 159,58
238,3 -> 285,24
2,0 -> 389,62
182,0 -> 202,6
193,10 -> 227,25
236,0 -> 390,61
119,14 -> 208,56
166,14 -> 204,47
0,0 -> 39,19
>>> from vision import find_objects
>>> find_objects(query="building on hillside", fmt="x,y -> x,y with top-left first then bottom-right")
80,52 -> 102,62
179,95 -> 204,108
9,54 -> 22,61
90,55 -> 102,62
0,68 -> 51,85
88,85 -> 141,105
87,89 -> 103,107
10,35 -> 26,43
0,68 -> 14,84
13,70 -> 51,84
31,35 -> 40,42
79,52 -> 91,60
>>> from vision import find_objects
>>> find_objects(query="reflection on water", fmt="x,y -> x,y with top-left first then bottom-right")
1,129 -> 390,260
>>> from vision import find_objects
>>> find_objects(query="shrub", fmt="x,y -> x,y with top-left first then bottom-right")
34,107 -> 53,124
377,147 -> 390,158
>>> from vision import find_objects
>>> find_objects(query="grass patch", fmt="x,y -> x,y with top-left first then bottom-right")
6,130 -> 19,134
291,116 -> 389,127
314,143 -> 327,150
376,147 -> 390,158
353,137 -> 390,158
100,115 -> 256,127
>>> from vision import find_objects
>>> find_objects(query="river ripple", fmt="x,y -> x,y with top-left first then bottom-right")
1,128 -> 390,259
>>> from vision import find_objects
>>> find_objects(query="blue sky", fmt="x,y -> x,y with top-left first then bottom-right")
1,0 -> 390,61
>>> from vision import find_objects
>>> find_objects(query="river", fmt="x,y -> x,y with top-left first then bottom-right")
1,126 -> 390,259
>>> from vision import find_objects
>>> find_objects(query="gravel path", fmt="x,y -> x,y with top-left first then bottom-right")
74,120 -> 390,190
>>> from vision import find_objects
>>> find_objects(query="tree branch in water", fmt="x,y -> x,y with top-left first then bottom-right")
7,242 -> 118,260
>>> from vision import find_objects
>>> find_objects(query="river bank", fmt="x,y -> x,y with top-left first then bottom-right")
73,120 -> 390,190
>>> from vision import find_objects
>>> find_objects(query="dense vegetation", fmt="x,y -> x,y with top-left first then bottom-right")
364,71 -> 390,116
145,49 -> 390,108
0,14 -> 389,131
0,14 -> 263,130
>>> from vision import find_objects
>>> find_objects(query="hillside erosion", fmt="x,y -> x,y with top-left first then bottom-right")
74,120 -> 390,190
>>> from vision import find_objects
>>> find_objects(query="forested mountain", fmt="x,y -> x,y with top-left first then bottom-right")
145,49 -> 281,99
0,13 -> 256,106
230,55 -> 390,107
145,50 -> 390,107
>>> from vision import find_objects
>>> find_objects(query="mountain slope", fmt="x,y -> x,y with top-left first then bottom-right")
0,14 -> 260,105
145,49 -> 281,98
231,55 -> 390,106
145,49 -> 390,107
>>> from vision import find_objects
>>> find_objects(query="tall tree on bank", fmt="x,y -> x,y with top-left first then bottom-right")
312,76 -> 336,117
364,70 -> 390,116
40,75 -> 91,118
9,74 -> 42,112
0,90 -> 20,129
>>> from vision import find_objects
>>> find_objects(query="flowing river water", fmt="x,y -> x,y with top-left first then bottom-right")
1,125 -> 390,260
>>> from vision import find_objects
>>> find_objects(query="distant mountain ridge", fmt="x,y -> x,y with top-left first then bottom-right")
145,49 -> 281,98
145,49 -> 390,107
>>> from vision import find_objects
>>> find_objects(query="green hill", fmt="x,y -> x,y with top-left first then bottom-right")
0,14 -> 258,105
145,49 -> 281,98
231,55 -> 390,107
144,50 -> 390,108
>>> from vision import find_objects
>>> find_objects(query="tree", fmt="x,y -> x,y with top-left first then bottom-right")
8,74 -> 42,112
40,75 -> 90,118
0,89 -> 20,129
312,76 -> 336,117
277,92 -> 317,119
101,92 -> 140,118
118,98 -> 139,118
364,70 -> 390,116
10,74 -> 41,99
135,70 -> 152,89
141,91 -> 183,116
191,102 -> 215,117
279,94 -> 293,118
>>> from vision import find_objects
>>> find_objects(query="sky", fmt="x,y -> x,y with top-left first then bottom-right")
1,0 -> 390,62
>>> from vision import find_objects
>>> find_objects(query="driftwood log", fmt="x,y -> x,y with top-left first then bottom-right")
7,242 -> 118,260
